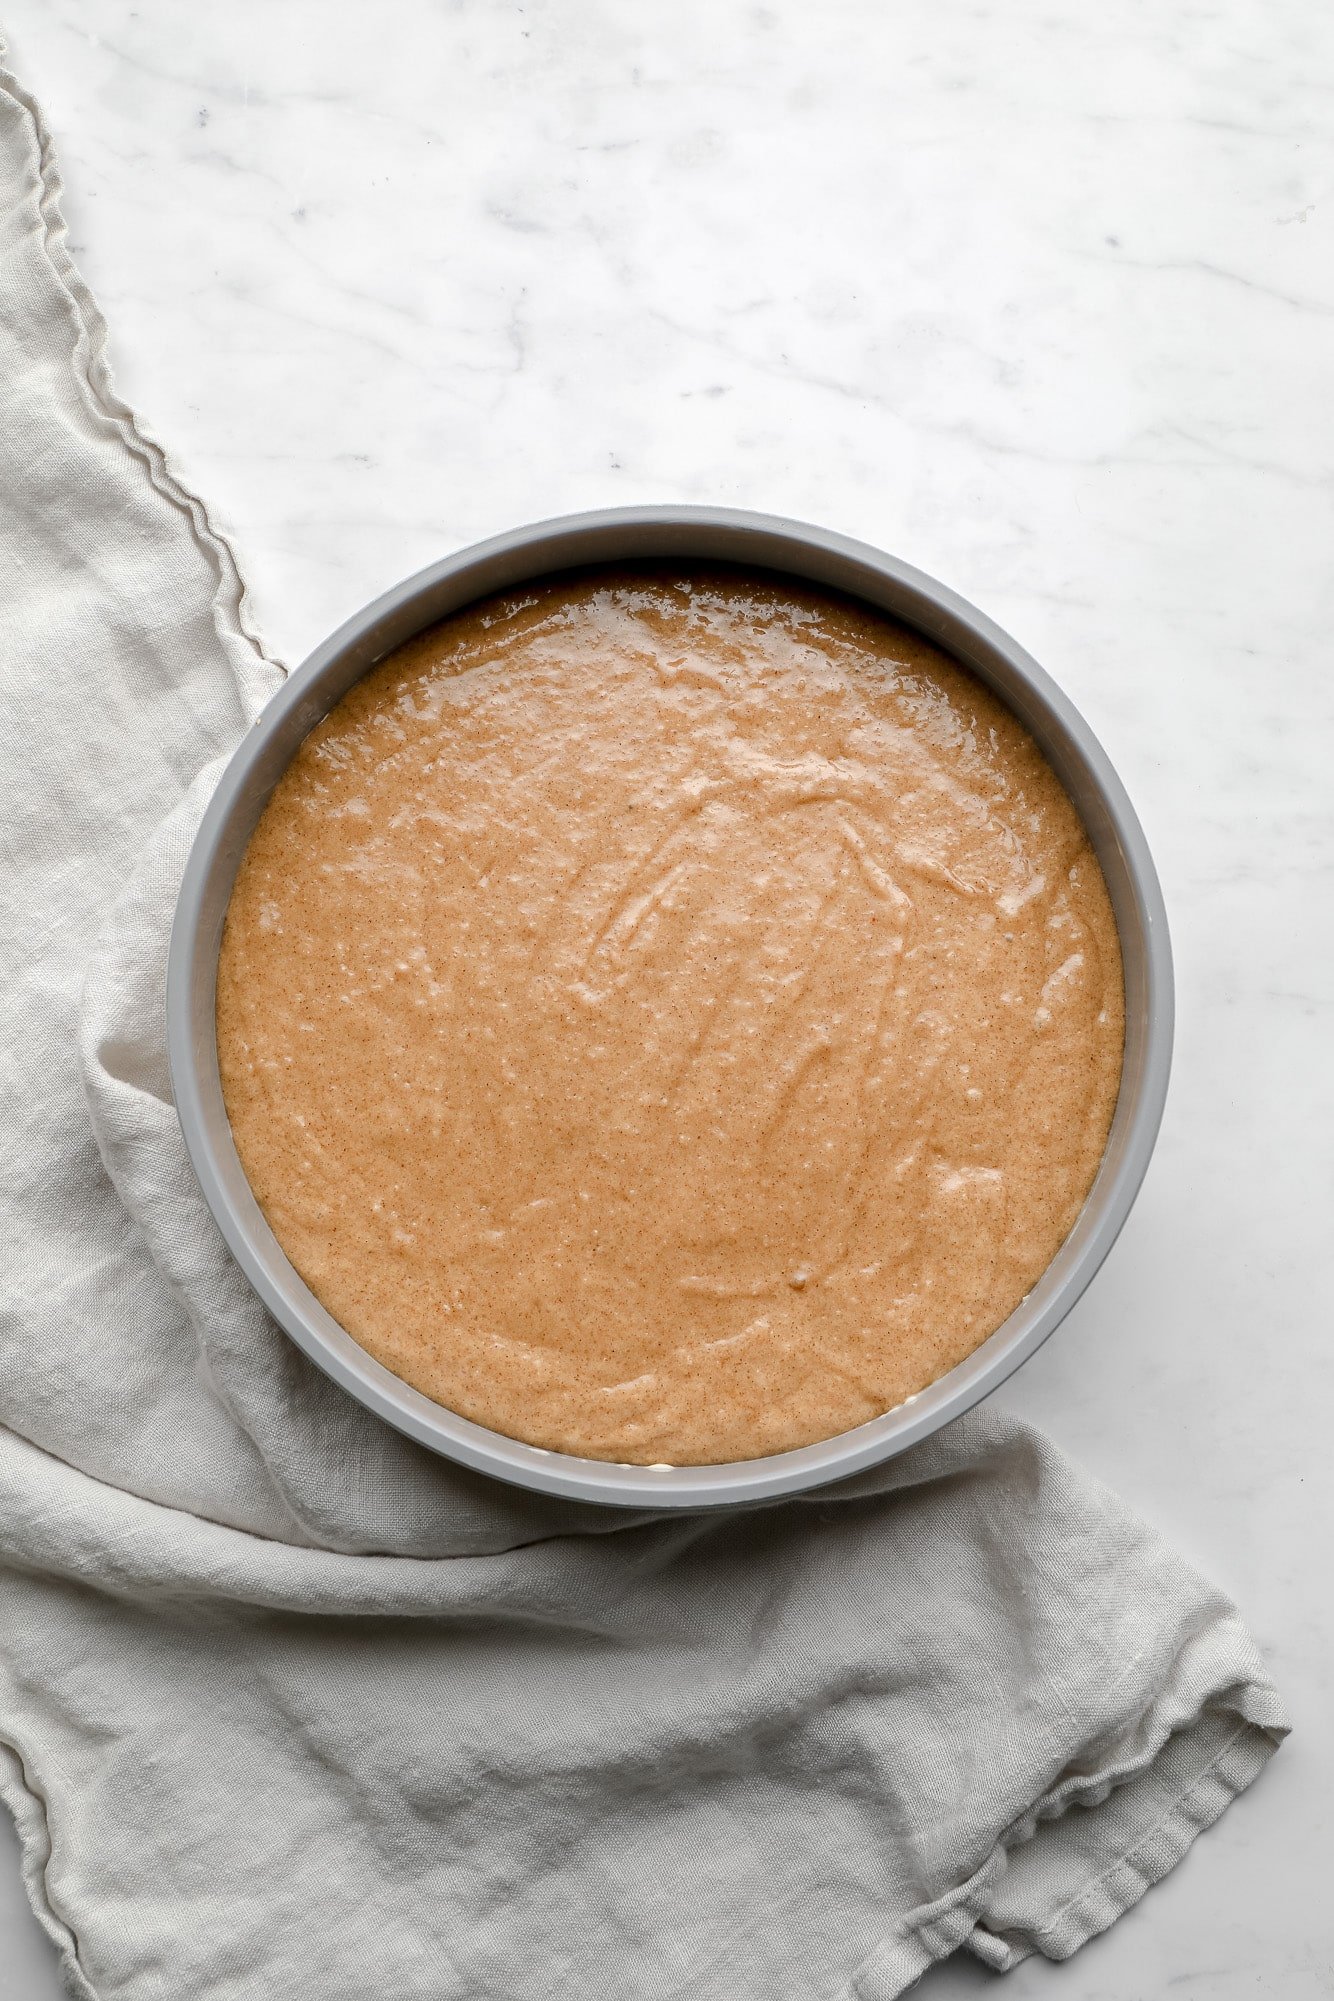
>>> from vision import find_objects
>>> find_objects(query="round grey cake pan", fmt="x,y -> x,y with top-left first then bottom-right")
167,506 -> 1173,1510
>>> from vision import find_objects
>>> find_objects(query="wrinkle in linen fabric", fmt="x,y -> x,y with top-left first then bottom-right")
0,47 -> 1286,2001
0,1419 -> 1288,2001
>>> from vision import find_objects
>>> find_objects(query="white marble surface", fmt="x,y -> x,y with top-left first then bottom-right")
3,1 -> 1333,1993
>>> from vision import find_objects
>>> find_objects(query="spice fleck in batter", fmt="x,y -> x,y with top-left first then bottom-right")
218,568 -> 1124,1464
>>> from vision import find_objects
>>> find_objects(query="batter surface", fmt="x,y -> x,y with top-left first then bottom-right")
218,567 -> 1124,1464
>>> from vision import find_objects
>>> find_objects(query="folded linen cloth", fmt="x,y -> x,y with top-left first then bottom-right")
0,50 -> 1287,2001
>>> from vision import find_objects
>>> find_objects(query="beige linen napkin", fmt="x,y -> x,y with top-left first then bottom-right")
0,50 -> 1287,2001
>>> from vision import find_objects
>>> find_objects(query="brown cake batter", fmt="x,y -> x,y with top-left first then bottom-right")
217,567 -> 1124,1465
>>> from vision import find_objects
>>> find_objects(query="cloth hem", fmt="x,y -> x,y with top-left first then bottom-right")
848,1703 -> 1282,1998
980,1715 -> 1280,1966
0,1741 -> 99,2001
0,42 -> 283,701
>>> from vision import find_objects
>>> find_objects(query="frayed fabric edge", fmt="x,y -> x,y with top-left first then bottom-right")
0,45 -> 285,712
0,1742 -> 99,2001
